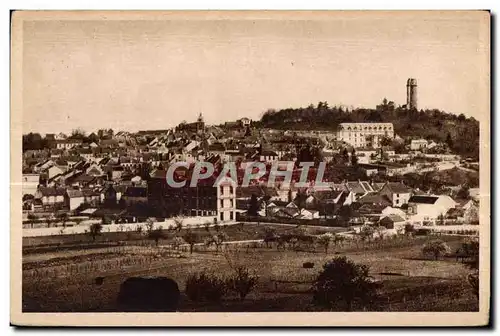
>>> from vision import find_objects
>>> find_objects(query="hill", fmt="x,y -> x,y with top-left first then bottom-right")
257,100 -> 479,159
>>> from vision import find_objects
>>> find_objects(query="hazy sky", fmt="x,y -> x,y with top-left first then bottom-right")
22,12 -> 488,134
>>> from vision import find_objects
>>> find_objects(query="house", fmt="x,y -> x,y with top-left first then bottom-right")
454,199 -> 479,224
258,150 -> 279,162
33,159 -> 55,173
379,214 -> 407,230
378,182 -> 412,207
65,189 -> 85,211
381,206 -> 406,219
410,139 -> 428,151
86,164 -> 106,177
47,165 -> 65,179
55,139 -> 83,150
100,184 -> 127,205
357,192 -> 392,207
407,195 -> 457,225
82,189 -> 101,207
345,181 -> 374,201
121,186 -> 148,206
22,174 -> 40,197
239,118 -> 251,127
35,186 -> 66,210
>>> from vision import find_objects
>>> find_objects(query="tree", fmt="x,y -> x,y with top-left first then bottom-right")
342,148 -> 349,164
312,256 -> 381,311
445,132 -> 453,148
226,266 -> 259,301
57,213 -> 68,228
171,236 -> 185,250
173,217 -> 184,232
404,223 -> 415,236
317,232 -> 334,254
460,238 -> 479,298
359,225 -> 375,243
89,223 -> 103,241
27,213 -> 38,228
183,229 -> 200,254
350,148 -> 358,167
206,232 -> 228,253
262,227 -> 278,248
247,194 -> 260,216
294,191 -> 308,217
422,240 -> 451,260
457,185 -> 471,200
148,225 -> 166,246
70,128 -> 86,139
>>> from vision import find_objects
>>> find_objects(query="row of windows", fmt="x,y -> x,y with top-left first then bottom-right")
341,126 -> 393,131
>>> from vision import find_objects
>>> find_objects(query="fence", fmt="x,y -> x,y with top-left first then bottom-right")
23,216 -> 218,237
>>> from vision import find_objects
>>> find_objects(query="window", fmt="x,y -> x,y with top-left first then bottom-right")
220,212 -> 224,221
220,186 -> 224,195
220,199 -> 224,208
230,212 -> 234,220
229,186 -> 233,194
230,199 -> 234,207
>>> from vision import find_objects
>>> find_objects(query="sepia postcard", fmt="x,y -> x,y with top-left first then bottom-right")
10,10 -> 490,327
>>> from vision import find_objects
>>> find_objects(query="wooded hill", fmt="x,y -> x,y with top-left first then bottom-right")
257,100 -> 480,159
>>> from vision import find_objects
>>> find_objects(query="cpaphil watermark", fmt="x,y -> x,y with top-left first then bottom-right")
164,161 -> 329,188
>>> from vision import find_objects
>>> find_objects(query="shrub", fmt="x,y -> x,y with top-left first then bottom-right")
226,266 -> 258,300
89,223 -> 103,241
317,233 -> 334,254
185,272 -> 227,303
422,240 -> 451,260
312,256 -> 381,311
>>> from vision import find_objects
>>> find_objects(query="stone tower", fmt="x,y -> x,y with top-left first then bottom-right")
406,78 -> 418,110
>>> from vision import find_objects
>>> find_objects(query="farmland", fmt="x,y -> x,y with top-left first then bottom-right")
22,223 -> 478,312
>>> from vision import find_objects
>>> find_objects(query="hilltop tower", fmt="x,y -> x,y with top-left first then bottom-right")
406,78 -> 418,110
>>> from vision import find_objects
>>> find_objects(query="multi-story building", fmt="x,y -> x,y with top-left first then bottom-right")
148,169 -> 237,222
336,123 -> 394,148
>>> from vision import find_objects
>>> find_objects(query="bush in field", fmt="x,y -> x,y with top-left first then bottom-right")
317,233 -> 334,254
404,223 -> 415,236
148,225 -> 166,246
312,256 -> 381,311
226,266 -> 259,300
89,223 -> 103,241
171,236 -> 185,250
206,232 -> 228,253
185,272 -> 227,303
422,240 -> 451,260
359,225 -> 375,243
173,217 -> 184,232
460,237 -> 479,298
183,229 -> 200,254
262,227 -> 278,248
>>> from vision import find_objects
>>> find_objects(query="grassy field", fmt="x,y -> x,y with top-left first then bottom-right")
22,224 -> 478,312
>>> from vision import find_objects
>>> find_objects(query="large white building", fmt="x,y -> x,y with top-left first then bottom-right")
336,122 -> 394,148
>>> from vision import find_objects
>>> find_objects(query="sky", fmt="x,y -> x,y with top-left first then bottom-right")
21,11 -> 489,135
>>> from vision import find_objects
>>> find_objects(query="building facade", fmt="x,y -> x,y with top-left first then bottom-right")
336,123 -> 394,148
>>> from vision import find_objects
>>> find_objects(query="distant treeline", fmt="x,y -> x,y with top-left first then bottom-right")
257,100 -> 479,159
